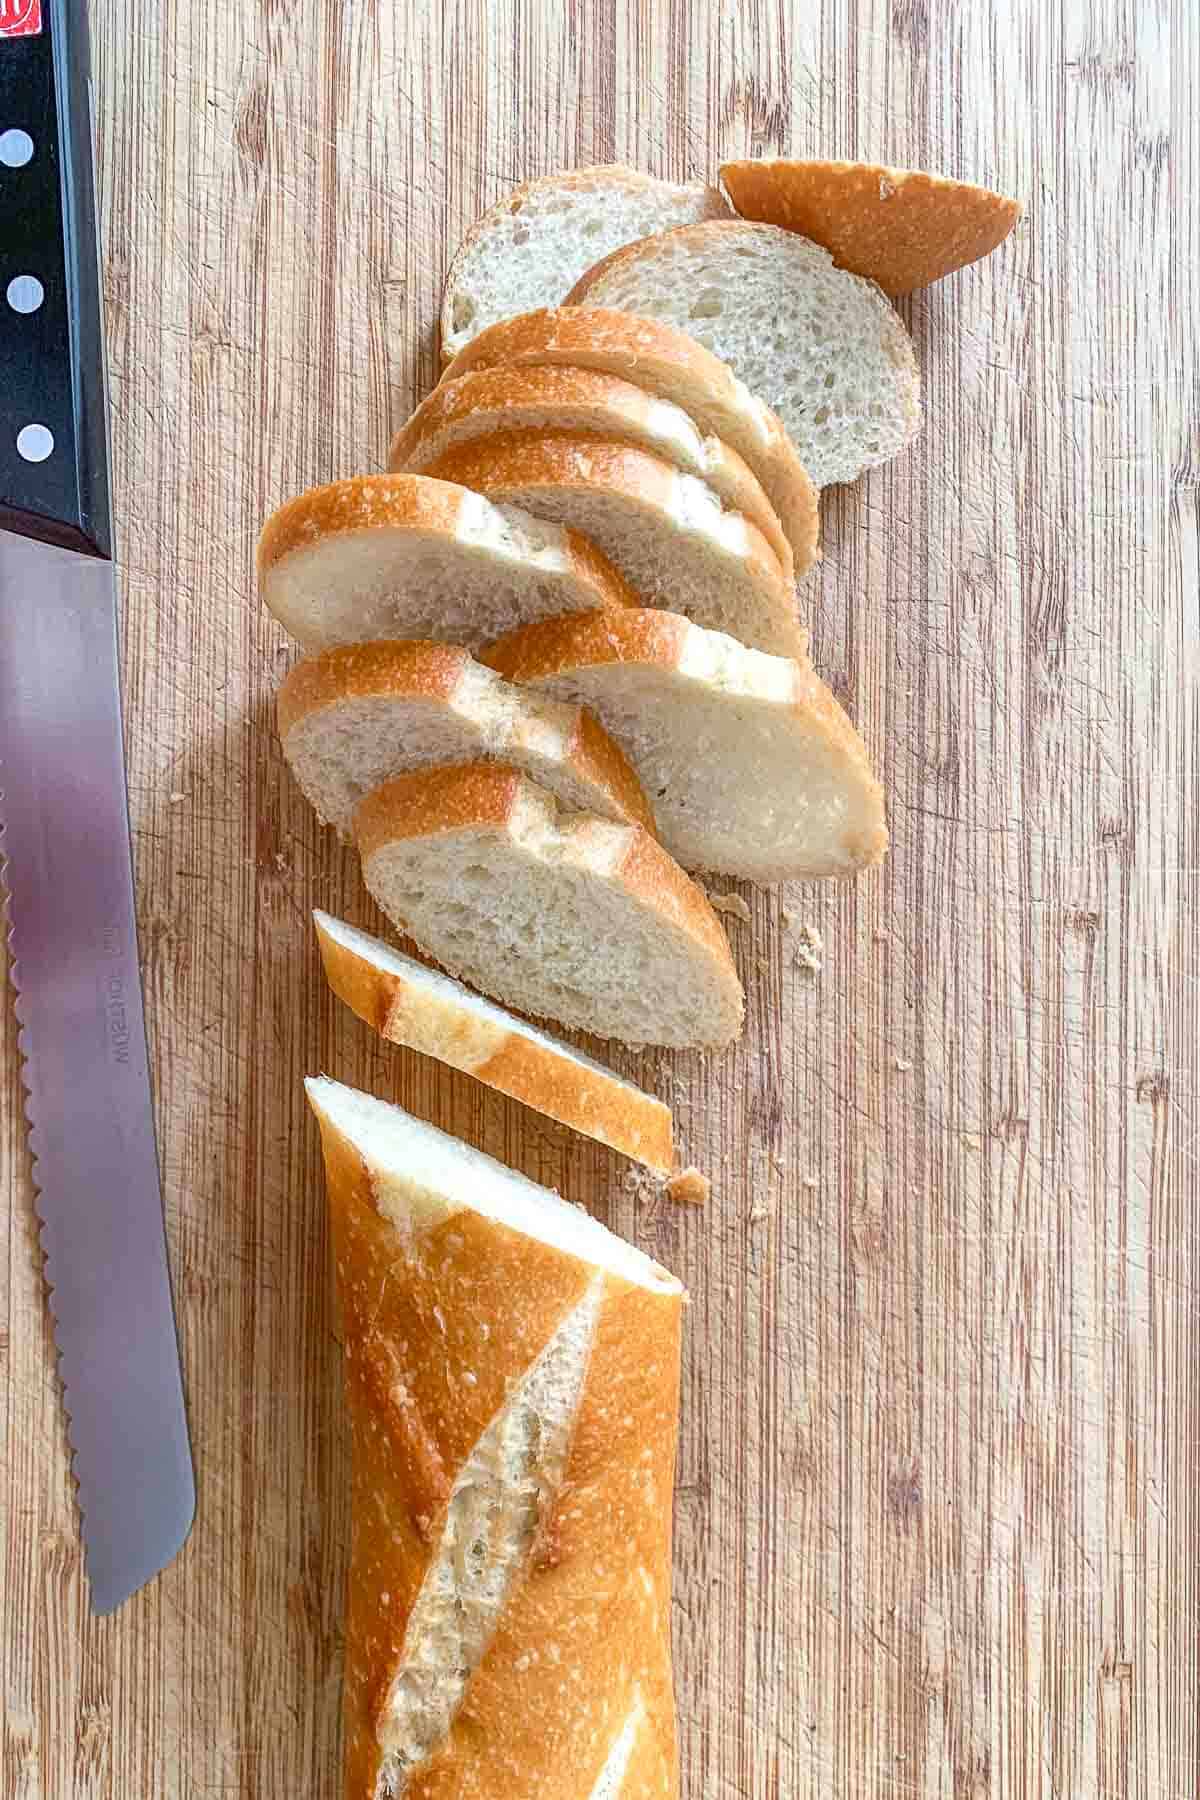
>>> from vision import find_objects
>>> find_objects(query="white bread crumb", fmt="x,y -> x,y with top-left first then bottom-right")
707,890 -> 751,922
793,923 -> 824,975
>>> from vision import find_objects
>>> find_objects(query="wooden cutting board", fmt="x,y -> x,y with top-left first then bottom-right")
3,1 -> 1196,1795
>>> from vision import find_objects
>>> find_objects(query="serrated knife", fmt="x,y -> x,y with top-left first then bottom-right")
0,0 -> 194,1612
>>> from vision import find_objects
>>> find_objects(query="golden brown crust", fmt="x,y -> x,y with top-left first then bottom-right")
256,471 -> 641,614
277,638 -> 655,833
353,760 -> 526,858
427,428 -> 664,509
618,1707 -> 679,1792
565,704 -> 656,833
720,158 -> 1023,294
480,607 -> 694,686
258,474 -> 473,577
423,430 -> 795,622
276,638 -> 468,735
314,914 -> 675,1173
539,515 -> 643,612
314,921 -> 407,1042
352,760 -> 741,1017
480,1033 -> 672,1171
440,307 -> 820,576
408,1277 -> 682,1798
387,362 -> 792,576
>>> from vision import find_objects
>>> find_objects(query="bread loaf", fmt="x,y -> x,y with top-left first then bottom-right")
306,1077 -> 684,1797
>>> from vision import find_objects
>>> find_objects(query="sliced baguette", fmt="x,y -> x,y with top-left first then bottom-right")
353,761 -> 744,1048
566,221 -> 922,489
388,363 -> 793,578
482,608 -> 888,879
305,1076 -> 683,1797
440,306 -> 819,576
313,910 -> 674,1171
425,432 -> 807,660
441,163 -> 731,361
257,473 -> 635,653
277,638 -> 653,839
721,158 -> 1023,294
483,609 -> 888,879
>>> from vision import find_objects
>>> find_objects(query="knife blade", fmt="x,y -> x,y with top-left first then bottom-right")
0,0 -> 194,1613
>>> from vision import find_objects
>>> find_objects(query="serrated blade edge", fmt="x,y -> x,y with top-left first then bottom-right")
0,529 -> 194,1613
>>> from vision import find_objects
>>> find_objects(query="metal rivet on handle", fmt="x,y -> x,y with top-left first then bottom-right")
7,274 -> 44,314
0,128 -> 34,168
16,423 -> 54,462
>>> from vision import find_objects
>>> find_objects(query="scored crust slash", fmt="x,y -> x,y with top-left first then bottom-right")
0,0 -> 41,37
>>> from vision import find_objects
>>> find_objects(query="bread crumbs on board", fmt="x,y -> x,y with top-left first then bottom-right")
667,1168 -> 710,1206
792,922 -> 824,975
706,890 -> 751,922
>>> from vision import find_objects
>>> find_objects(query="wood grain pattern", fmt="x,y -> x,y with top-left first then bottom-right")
2,1 -> 1196,1795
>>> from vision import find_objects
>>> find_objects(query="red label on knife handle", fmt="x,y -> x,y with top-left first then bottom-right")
0,0 -> 41,38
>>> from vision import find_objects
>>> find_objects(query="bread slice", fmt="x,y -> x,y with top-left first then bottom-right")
721,158 -> 1023,294
257,473 -> 635,653
277,638 -> 653,839
566,221 -> 922,488
440,307 -> 819,576
441,163 -> 731,361
482,608 -> 888,879
305,1075 -> 682,1797
389,362 -> 794,578
353,761 -> 744,1047
313,910 -> 674,1171
425,432 -> 806,660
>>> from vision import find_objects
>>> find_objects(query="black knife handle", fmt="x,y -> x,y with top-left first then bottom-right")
0,0 -> 109,559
